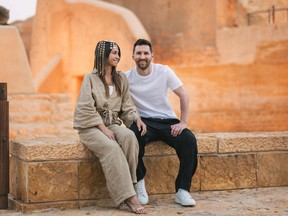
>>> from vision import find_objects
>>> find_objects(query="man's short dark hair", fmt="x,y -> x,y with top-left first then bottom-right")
133,39 -> 153,53
0,6 -> 9,25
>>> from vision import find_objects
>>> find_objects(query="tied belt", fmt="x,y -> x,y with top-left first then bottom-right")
100,109 -> 117,125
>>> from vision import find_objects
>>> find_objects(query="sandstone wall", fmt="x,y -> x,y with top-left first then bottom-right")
0,26 -> 35,93
104,0 -> 288,65
171,63 -> 288,133
217,0 -> 288,28
9,133 -> 288,212
12,18 -> 33,61
240,0 -> 288,10
216,24 -> 288,64
216,0 -> 247,28
9,93 -> 77,140
3,0 -> 288,133
29,0 -> 149,97
103,0 -> 217,65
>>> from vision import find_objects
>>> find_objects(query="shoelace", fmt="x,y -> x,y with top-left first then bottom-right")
137,182 -> 144,195
181,190 -> 192,199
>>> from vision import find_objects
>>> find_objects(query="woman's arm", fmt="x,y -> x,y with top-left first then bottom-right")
73,74 -> 103,129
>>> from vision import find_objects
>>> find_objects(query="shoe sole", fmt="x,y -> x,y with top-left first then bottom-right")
138,198 -> 149,205
175,197 -> 196,207
139,200 -> 149,205
137,194 -> 149,205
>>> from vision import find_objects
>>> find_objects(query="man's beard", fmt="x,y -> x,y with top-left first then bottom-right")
137,60 -> 150,70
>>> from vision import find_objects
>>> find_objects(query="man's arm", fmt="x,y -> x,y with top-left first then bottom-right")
170,86 -> 189,136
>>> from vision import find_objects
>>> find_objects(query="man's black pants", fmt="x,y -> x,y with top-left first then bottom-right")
129,117 -> 198,192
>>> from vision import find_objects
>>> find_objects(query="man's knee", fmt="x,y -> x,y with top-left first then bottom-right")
182,129 -> 196,143
129,122 -> 139,134
179,130 -> 198,153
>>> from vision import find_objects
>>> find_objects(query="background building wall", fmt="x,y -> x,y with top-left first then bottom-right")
3,0 -> 288,133
103,0 -> 217,65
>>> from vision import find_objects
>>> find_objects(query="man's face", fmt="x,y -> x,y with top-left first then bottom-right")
132,45 -> 153,70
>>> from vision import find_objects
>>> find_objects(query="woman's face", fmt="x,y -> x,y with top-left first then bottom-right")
107,46 -> 120,67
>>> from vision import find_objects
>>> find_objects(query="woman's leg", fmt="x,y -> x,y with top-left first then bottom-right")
78,127 -> 136,207
109,124 -> 139,184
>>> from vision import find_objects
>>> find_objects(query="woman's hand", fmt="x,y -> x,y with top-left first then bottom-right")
98,124 -> 115,140
102,127 -> 116,140
136,118 -> 147,136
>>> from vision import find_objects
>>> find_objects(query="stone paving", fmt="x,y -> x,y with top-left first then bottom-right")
1,187 -> 287,216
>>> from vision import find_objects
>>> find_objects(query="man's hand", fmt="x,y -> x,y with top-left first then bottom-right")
171,121 -> 187,137
136,118 -> 147,136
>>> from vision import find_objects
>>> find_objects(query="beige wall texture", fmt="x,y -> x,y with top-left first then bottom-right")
216,24 -> 288,64
104,0 -> 288,64
103,0 -> 218,65
102,0 -> 288,132
217,0 -> 288,28
0,26 -> 35,93
171,63 -> 288,133
29,0 -> 149,101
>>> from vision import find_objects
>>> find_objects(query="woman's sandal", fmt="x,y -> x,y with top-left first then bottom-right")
124,199 -> 147,214
117,201 -> 126,210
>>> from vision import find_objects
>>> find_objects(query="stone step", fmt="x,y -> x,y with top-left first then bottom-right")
10,122 -> 77,139
8,93 -> 75,139
9,93 -> 73,113
9,111 -> 73,123
8,93 -> 72,102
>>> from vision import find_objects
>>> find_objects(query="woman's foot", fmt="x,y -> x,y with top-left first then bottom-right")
125,195 -> 147,214
117,201 -> 126,210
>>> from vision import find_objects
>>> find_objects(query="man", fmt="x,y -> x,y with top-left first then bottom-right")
126,39 -> 198,207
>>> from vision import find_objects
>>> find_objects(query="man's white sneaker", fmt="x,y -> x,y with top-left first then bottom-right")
135,179 -> 149,205
175,189 -> 196,207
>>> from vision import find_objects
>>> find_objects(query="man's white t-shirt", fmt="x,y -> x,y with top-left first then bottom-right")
125,63 -> 183,119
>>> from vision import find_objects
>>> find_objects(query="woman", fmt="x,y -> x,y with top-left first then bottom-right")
73,40 -> 147,214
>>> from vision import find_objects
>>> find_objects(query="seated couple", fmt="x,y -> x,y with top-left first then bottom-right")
73,39 -> 198,214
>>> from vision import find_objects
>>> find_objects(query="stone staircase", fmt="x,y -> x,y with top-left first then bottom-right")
8,93 -> 77,140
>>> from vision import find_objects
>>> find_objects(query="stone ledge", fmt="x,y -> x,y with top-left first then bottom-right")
10,137 -> 93,161
9,132 -> 288,213
10,132 -> 288,160
215,132 -> 288,153
9,134 -> 219,162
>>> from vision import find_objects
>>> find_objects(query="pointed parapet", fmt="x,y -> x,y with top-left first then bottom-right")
0,26 -> 35,93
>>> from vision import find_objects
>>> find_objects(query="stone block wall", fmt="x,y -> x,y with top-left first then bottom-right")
171,63 -> 288,133
104,0 -> 217,65
9,132 -> 288,212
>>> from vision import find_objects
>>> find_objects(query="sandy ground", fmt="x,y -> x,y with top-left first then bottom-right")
1,187 -> 287,216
